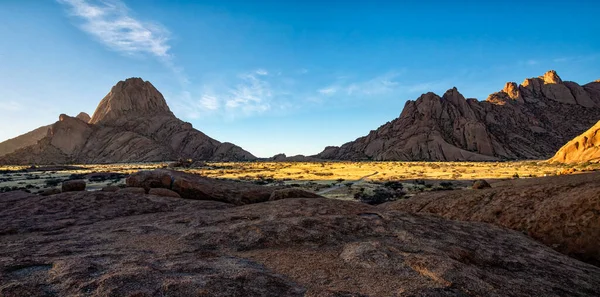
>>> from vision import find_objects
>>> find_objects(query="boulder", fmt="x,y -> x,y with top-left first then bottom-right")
472,179 -> 491,189
126,170 -> 172,190
269,188 -> 323,201
61,180 -> 86,192
75,112 -> 91,123
168,158 -> 193,168
148,188 -> 181,198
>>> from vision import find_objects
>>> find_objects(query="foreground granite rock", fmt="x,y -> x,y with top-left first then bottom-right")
316,71 -> 600,161
383,172 -> 600,266
0,78 -> 255,164
1,190 -> 599,296
549,120 -> 600,164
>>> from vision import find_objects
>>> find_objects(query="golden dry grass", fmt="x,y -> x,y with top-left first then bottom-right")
2,161 -> 598,184
188,161 -> 598,182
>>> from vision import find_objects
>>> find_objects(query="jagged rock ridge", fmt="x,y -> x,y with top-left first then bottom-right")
0,78 -> 255,164
316,70 -> 600,161
549,120 -> 600,164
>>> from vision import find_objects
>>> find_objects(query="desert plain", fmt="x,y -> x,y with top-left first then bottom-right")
2,160 -> 598,200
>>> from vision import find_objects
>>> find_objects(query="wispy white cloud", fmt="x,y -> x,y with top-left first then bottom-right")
347,72 -> 400,95
317,72 -> 402,97
0,101 -> 22,111
57,0 -> 171,58
406,81 -> 446,93
255,69 -> 268,76
171,69 -> 282,119
225,73 -> 272,114
318,86 -> 338,95
526,59 -> 538,66
552,55 -> 599,64
312,71 -> 451,103
199,94 -> 219,111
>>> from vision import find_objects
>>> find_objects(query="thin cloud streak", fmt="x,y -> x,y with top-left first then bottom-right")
0,101 -> 22,111
57,0 -> 171,58
57,0 -> 191,88
172,70 -> 281,120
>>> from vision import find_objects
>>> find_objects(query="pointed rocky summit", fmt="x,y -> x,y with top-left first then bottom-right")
90,78 -> 172,125
0,78 -> 256,164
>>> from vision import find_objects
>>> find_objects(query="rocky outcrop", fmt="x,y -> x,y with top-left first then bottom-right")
316,71 -> 600,161
75,112 -> 91,123
264,153 -> 323,162
0,78 -> 255,164
268,188 -> 323,201
1,190 -> 600,296
382,172 -> 600,266
549,120 -> 600,164
126,169 -> 281,205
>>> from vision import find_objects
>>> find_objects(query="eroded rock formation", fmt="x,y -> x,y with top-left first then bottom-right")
0,78 -> 255,164
317,71 -> 600,161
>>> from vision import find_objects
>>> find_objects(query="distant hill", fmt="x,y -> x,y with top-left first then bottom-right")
316,71 -> 600,161
0,125 -> 51,157
0,78 -> 255,165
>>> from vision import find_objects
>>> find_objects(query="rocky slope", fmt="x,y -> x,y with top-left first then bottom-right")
2,189 -> 600,296
0,78 -> 255,164
0,113 -> 91,157
383,172 -> 600,266
316,71 -> 600,161
0,125 -> 50,157
549,120 -> 600,164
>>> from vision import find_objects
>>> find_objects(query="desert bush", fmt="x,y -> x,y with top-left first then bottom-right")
314,172 -> 334,176
439,181 -> 454,190
45,178 -> 62,187
383,181 -> 403,190
354,188 -> 404,205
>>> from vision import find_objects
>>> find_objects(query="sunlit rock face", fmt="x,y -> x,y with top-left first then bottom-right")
317,71 -> 600,161
0,78 -> 256,165
550,120 -> 600,164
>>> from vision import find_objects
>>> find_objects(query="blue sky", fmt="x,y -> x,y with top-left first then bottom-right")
1,0 -> 599,157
